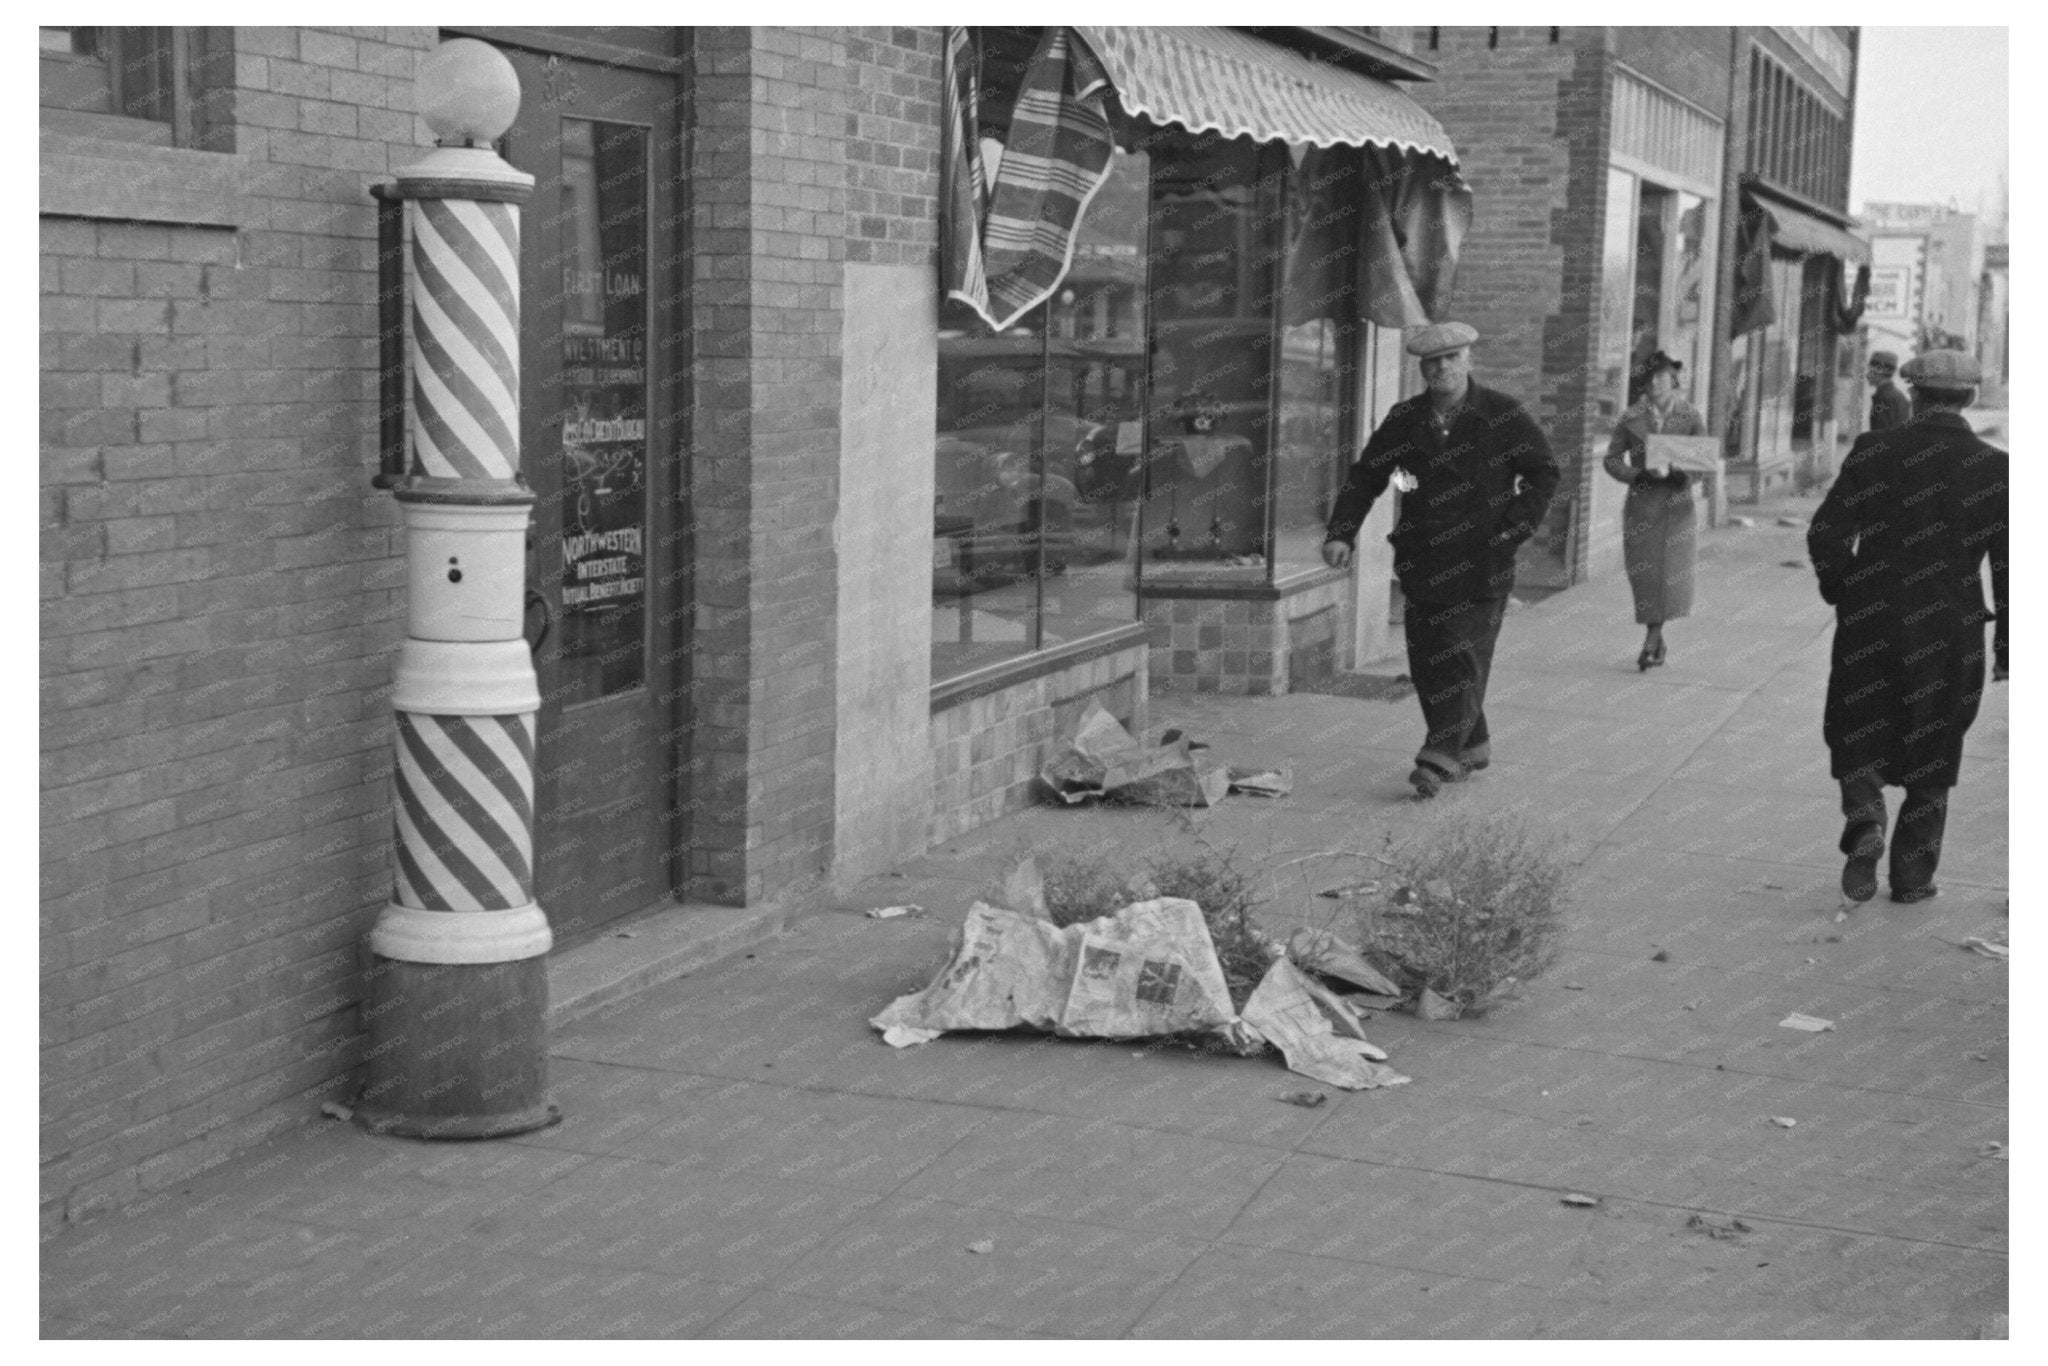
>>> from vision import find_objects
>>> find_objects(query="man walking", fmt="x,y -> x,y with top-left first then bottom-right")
1866,350 -> 1912,433
1322,323 -> 1560,798
1808,349 -> 2008,904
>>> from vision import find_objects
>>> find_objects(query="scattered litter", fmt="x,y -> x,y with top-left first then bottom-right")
1287,927 -> 1403,997
866,904 -> 921,920
1728,515 -> 1756,527
1968,1051 -> 1992,1062
1039,700 -> 1232,807
1768,1116 -> 1797,1128
1779,1013 -> 1835,1033
880,1024 -> 943,1048
1805,957 -> 1817,965
612,929 -> 638,938
1227,766 -> 1293,798
1780,559 -> 1806,568
1279,1091 -> 1328,1108
966,1239 -> 995,1255
1960,937 -> 2009,960
1562,983 -> 1585,991
1776,517 -> 1807,528
1686,1213 -> 1754,1240
1833,909 -> 1850,923
1005,856 -> 1048,920
1650,949 -> 1671,963
1978,1141 -> 2008,1160
1318,880 -> 1382,900
1156,728 -> 1208,750
1242,958 -> 1407,1089
1823,934 -> 1842,943
1683,998 -> 1705,1011
1414,987 -> 1461,1022
1561,1193 -> 1601,1208
319,1100 -> 354,1123
1762,882 -> 1787,890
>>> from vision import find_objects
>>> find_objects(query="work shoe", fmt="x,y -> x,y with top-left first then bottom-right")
1889,884 -> 1940,904
1408,760 -> 1461,799
1840,824 -> 1883,902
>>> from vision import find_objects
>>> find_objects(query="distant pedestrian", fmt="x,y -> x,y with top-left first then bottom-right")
1603,350 -> 1706,671
1808,349 -> 2008,904
1323,322 -> 1561,798
1865,350 -> 1912,433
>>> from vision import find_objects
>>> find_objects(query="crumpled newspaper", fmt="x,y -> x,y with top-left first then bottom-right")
869,897 -> 1407,1090
1038,700 -> 1232,808
870,898 -> 1240,1042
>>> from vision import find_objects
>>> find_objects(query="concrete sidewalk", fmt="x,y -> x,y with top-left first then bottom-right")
41,497 -> 2008,1339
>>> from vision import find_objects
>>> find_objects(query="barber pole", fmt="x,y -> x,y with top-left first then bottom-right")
356,38 -> 557,1138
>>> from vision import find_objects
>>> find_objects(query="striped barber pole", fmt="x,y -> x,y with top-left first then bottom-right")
408,197 -> 522,481
392,710 -> 536,912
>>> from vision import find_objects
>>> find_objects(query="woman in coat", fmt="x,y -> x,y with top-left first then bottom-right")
1604,351 -> 1706,670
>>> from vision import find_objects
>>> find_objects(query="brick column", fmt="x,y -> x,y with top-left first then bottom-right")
686,28 -> 848,905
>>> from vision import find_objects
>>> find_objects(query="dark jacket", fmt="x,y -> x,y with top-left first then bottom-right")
1326,380 -> 1560,603
1808,411 -> 2008,787
1868,380 -> 1912,433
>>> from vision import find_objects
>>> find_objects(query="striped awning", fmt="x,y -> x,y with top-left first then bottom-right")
1073,26 -> 1458,164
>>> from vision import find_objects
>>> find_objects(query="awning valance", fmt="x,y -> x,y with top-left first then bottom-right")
1073,25 -> 1459,165
1749,190 -> 1871,266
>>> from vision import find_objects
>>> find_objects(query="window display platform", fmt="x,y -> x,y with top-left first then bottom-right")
1138,564 -> 1348,696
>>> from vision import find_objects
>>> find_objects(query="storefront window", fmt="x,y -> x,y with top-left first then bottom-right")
931,95 -> 1386,680
932,146 -> 1148,679
1140,131 -> 1281,570
1272,145 -> 1360,575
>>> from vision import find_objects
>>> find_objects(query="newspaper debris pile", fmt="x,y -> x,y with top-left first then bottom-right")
1038,700 -> 1291,808
870,893 -> 1408,1090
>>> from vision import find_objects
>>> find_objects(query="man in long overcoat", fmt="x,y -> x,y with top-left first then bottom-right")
1323,322 -> 1560,798
1865,349 -> 1912,433
1807,349 -> 2008,903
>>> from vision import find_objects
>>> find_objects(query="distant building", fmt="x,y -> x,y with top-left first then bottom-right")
1860,201 -> 1987,364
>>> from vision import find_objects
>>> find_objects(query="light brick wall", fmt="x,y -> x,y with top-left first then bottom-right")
40,25 -> 439,1225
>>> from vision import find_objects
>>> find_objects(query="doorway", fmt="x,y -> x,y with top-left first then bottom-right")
495,44 -> 687,942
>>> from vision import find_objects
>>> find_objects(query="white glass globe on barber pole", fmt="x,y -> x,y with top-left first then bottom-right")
417,37 -> 521,146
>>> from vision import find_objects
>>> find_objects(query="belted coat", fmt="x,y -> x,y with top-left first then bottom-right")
1807,411 -> 2008,788
1325,381 -> 1560,603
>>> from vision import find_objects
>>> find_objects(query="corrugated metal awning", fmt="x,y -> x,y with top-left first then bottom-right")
1745,185 -> 1871,266
1073,25 -> 1458,164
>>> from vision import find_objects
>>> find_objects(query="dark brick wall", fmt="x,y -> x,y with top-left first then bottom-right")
40,26 -> 439,1223
1611,28 -> 1735,113
844,27 -> 941,266
1405,27 -> 1612,581
685,28 -> 848,906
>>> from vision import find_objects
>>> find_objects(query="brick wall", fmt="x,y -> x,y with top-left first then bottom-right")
929,645 -> 1148,845
844,27 -> 941,263
1407,26 -> 1615,585
685,28 -> 847,906
39,26 -> 439,1224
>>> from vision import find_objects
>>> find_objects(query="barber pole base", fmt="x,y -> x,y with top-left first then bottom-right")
355,954 -> 558,1138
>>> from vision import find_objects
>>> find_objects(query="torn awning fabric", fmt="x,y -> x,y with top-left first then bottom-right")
944,27 -> 1115,333
943,25 -> 1471,332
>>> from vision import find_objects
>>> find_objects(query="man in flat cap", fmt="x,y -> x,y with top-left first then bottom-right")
1865,350 -> 1911,433
1323,322 -> 1560,798
1808,348 -> 2007,904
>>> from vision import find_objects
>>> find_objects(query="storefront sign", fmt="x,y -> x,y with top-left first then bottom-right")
554,117 -> 649,698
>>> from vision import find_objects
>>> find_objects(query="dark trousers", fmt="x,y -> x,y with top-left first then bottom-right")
1839,770 -> 1950,893
1404,596 -> 1507,777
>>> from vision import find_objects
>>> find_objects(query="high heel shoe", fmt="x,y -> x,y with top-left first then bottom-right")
1636,640 -> 1667,671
